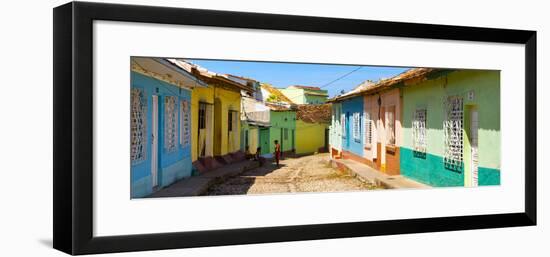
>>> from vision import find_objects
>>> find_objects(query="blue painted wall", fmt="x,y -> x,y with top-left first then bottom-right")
341,96 -> 364,157
131,72 -> 193,198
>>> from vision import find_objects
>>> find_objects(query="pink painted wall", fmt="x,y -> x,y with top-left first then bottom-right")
363,88 -> 402,164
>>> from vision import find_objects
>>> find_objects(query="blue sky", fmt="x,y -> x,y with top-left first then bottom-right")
188,59 -> 410,98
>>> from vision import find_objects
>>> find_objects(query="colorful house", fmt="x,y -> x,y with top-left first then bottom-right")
365,88 -> 403,175
225,75 -> 271,156
168,60 -> 254,172
328,82 -> 372,163
399,69 -> 500,187
328,68 -> 500,187
240,96 -> 271,155
261,83 -> 296,155
265,103 -> 297,155
279,85 -> 329,104
330,79 -> 404,175
295,104 -> 331,154
130,57 -> 207,198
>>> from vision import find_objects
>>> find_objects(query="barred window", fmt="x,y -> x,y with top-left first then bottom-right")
352,112 -> 361,142
164,96 -> 177,152
412,109 -> 427,155
180,99 -> 190,146
198,103 -> 206,129
131,88 -> 147,163
364,112 -> 373,147
444,96 -> 463,172
386,106 -> 396,145
341,113 -> 346,138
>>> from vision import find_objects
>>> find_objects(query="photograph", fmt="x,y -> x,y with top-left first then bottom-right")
130,57 -> 500,199
48,1 -> 539,254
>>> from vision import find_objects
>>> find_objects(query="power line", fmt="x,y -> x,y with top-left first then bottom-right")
265,65 -> 363,103
320,66 -> 362,89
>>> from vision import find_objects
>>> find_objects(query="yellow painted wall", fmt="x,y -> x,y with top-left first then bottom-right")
295,120 -> 328,154
191,85 -> 215,162
191,85 -> 242,161
212,87 -> 242,156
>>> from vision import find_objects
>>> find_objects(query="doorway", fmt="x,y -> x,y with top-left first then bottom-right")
469,108 -> 479,187
151,95 -> 159,189
260,128 -> 269,155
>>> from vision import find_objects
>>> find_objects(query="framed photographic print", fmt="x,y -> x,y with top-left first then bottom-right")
53,1 -> 537,255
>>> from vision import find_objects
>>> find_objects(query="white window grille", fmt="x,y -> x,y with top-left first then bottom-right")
412,109 -> 427,155
180,99 -> 190,147
352,112 -> 361,142
341,113 -> 346,138
364,112 -> 373,147
386,106 -> 396,145
443,96 -> 464,172
131,88 -> 147,163
164,96 -> 177,152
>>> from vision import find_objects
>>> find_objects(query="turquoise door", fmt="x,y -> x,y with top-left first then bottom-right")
260,128 -> 270,155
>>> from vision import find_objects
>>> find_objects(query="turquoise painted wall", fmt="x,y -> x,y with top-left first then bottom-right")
400,70 -> 500,187
130,72 -> 193,198
259,127 -> 270,155
268,111 -> 296,153
341,96 -> 364,157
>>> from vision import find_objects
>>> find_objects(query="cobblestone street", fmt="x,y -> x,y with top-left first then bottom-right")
205,153 -> 378,196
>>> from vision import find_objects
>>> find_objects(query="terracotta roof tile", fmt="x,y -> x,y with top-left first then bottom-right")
296,104 -> 331,123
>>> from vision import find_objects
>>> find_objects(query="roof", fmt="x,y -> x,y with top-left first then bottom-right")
261,83 -> 294,104
328,68 -> 452,102
296,104 -> 331,123
288,85 -> 322,90
131,57 -> 208,89
287,85 -> 328,97
167,59 -> 254,93
226,74 -> 259,83
265,102 -> 295,111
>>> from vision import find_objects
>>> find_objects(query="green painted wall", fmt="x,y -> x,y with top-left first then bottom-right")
279,88 -> 328,104
304,94 -> 328,104
259,128 -> 270,155
401,70 -> 500,186
268,111 -> 296,153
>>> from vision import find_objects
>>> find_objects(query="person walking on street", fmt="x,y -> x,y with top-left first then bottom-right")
274,140 -> 281,167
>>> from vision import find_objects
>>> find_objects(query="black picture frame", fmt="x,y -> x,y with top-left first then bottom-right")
53,1 -> 537,255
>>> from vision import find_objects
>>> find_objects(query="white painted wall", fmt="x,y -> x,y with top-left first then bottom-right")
0,0 -> 547,256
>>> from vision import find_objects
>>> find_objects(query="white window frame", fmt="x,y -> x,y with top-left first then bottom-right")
412,108 -> 427,154
364,111 -> 372,148
180,99 -> 190,147
130,88 -> 147,163
341,113 -> 346,138
385,106 -> 396,145
352,112 -> 361,143
443,96 -> 464,171
164,96 -> 178,153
